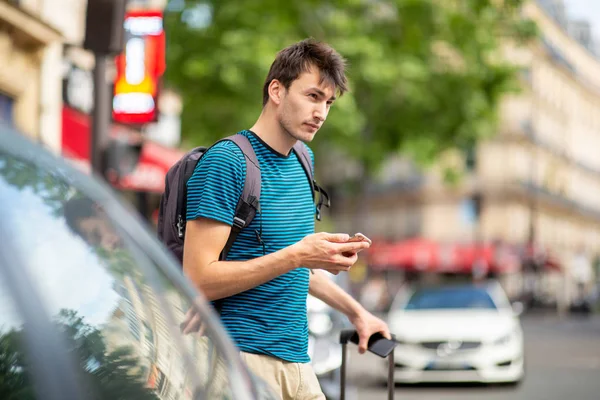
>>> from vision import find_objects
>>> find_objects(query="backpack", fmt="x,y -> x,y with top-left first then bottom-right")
157,134 -> 330,265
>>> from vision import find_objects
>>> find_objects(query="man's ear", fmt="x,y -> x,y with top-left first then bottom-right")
268,79 -> 284,105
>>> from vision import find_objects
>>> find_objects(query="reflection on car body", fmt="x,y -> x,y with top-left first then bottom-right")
386,281 -> 525,385
0,127 -> 277,399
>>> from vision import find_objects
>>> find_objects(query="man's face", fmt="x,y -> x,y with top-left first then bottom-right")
77,215 -> 122,252
276,66 -> 337,143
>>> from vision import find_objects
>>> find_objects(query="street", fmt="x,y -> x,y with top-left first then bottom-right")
345,313 -> 600,400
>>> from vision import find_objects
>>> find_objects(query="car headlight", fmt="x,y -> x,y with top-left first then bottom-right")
493,330 -> 517,346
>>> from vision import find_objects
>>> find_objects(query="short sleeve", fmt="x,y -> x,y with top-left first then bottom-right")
185,141 -> 246,225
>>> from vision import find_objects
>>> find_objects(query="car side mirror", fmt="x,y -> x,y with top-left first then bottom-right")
511,301 -> 524,317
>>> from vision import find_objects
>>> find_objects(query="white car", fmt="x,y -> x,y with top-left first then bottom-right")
386,281 -> 525,385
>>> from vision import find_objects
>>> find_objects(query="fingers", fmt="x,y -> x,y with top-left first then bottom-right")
182,312 -> 203,334
337,240 -> 370,253
317,252 -> 358,273
180,308 -> 195,331
381,328 -> 392,341
183,307 -> 195,323
358,333 -> 368,354
332,253 -> 358,268
181,307 -> 204,335
322,232 -> 350,243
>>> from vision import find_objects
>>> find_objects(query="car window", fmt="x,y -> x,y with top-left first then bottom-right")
0,150 -> 254,400
404,287 -> 498,310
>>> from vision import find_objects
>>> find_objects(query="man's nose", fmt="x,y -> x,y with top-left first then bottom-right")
314,103 -> 327,121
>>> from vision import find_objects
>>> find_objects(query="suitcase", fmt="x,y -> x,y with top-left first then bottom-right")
339,330 -> 396,400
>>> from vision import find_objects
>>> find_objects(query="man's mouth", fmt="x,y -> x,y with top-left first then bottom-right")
305,123 -> 320,130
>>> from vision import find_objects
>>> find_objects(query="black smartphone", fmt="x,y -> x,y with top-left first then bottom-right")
349,332 -> 396,358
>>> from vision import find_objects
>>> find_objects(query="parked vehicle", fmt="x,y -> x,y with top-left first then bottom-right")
307,272 -> 358,399
386,281 -> 525,385
0,126 -> 277,399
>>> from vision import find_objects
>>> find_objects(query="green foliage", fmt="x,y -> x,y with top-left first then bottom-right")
165,0 -> 537,175
0,330 -> 35,400
0,156 -> 75,215
0,310 -> 158,400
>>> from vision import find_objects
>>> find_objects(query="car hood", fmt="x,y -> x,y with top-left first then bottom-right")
388,309 -> 519,342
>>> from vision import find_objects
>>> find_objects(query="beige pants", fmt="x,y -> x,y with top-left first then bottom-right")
240,352 -> 326,400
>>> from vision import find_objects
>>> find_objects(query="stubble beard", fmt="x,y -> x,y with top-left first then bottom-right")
278,112 -> 306,143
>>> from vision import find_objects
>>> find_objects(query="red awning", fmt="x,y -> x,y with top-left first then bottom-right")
368,238 -> 524,274
61,106 -> 183,193
114,140 -> 183,193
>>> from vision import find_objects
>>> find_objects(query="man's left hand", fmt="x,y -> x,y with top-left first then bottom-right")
350,311 -> 391,354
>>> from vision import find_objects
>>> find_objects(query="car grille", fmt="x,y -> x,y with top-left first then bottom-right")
419,341 -> 481,351
424,364 -> 477,371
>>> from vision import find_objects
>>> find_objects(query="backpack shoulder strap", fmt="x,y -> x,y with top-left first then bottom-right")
292,141 -> 330,221
175,146 -> 209,239
219,134 -> 261,260
293,141 -> 315,193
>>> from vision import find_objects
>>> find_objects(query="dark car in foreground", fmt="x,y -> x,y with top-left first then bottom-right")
0,125 -> 277,400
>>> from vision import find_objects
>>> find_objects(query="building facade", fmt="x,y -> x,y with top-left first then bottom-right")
332,1 -> 600,304
0,0 -> 62,151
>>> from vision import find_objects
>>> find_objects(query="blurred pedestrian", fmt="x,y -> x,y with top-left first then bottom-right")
182,39 -> 390,399
572,246 -> 594,306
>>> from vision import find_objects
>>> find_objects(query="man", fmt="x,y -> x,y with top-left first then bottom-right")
63,197 -> 122,251
182,39 -> 390,399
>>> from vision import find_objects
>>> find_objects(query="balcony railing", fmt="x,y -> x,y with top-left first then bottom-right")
520,180 -> 600,222
520,120 -> 600,177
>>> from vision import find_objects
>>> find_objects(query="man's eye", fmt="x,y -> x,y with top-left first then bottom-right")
308,93 -> 318,99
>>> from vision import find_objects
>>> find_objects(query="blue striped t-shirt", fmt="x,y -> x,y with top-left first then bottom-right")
186,130 -> 315,363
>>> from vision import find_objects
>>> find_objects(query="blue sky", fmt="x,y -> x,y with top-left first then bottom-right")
0,182 -> 119,331
566,0 -> 600,36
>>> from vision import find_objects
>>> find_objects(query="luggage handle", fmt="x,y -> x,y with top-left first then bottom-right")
339,329 -> 396,400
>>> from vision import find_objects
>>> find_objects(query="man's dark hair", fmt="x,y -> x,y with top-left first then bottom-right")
63,197 -> 96,237
262,38 -> 349,106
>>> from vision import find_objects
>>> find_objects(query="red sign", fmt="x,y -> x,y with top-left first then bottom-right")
62,106 -> 182,193
113,10 -> 166,125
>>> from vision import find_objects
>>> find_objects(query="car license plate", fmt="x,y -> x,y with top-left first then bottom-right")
427,358 -> 470,370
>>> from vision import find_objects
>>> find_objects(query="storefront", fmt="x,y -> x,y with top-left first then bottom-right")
60,6 -> 180,224
367,237 -> 562,302
61,104 -> 183,223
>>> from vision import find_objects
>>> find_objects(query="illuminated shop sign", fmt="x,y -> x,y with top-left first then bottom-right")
113,10 -> 166,125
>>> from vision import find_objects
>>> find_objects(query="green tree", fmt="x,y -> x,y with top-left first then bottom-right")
0,155 -> 74,215
0,330 -> 35,400
0,310 -> 158,400
164,0 -> 537,176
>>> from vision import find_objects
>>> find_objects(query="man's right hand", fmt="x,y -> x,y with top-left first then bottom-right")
292,232 -> 371,275
180,307 -> 205,335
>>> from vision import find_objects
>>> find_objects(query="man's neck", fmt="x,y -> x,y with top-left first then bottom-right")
249,108 -> 297,156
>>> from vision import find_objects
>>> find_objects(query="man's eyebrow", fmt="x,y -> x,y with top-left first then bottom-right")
307,87 -> 336,101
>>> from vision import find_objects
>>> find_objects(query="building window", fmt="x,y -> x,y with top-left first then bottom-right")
0,93 -> 14,127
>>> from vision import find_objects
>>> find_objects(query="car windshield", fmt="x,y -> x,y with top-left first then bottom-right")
404,287 -> 497,310
0,129 -> 266,400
